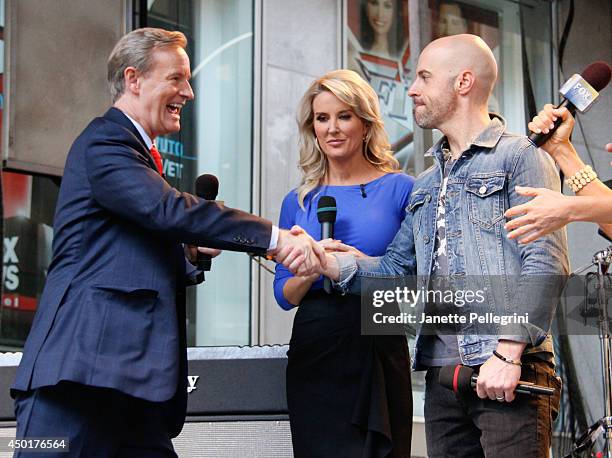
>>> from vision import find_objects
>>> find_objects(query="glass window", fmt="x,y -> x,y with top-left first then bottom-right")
0,0 -> 4,157
1,172 -> 60,350
138,0 -> 255,346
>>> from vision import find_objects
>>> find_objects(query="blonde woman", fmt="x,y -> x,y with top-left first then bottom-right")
273,69 -> 414,457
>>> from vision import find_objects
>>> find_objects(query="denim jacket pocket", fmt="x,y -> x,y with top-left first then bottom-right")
465,172 -> 506,229
408,189 -> 431,236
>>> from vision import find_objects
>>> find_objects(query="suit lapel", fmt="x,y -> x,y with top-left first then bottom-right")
102,107 -> 159,173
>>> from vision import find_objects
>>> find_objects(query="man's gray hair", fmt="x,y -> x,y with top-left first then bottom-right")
107,27 -> 187,103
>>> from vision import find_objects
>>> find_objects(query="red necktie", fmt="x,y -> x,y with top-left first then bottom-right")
150,144 -> 164,175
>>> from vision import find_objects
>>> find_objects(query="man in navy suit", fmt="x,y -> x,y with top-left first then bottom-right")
12,28 -> 324,457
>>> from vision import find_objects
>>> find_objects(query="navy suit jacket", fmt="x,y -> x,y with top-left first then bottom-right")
12,107 -> 272,436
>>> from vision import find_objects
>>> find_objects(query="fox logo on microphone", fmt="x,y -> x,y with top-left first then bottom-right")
560,74 -> 599,112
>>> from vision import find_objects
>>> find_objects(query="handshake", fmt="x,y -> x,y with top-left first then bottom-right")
269,226 -> 361,281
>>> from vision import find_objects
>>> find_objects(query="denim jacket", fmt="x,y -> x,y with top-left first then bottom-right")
336,115 -> 569,367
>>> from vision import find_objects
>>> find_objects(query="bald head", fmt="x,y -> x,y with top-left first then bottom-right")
421,34 -> 497,105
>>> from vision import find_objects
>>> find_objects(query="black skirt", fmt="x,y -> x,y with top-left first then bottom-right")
286,291 -> 413,458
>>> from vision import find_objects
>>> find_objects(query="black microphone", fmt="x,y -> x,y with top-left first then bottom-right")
598,228 -> 612,243
195,174 -> 219,271
360,184 -> 367,198
317,196 -> 337,294
529,61 -> 611,147
439,364 -> 556,397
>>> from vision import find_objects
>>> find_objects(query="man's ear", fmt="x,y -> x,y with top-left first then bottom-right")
123,66 -> 140,95
456,70 -> 476,95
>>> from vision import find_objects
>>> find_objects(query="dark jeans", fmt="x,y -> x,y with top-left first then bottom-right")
424,360 -> 562,458
14,381 -> 178,458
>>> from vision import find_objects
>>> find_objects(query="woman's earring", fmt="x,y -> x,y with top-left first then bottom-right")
363,132 -> 370,154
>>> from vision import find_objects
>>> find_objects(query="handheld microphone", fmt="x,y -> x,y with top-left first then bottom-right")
529,61 -> 611,147
317,196 -> 337,294
439,364 -> 556,397
598,228 -> 612,243
195,174 -> 219,271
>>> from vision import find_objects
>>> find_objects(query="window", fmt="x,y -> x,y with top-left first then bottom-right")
1,172 -> 59,350
138,0 -> 255,346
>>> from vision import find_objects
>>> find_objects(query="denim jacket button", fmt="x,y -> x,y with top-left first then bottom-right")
478,185 -> 487,195
423,235 -> 430,244
425,194 -> 432,203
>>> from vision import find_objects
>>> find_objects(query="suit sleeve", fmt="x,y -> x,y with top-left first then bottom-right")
85,125 -> 272,254
273,192 -> 299,310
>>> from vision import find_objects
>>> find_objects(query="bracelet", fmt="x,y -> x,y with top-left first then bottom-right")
493,350 -> 522,366
565,165 -> 597,193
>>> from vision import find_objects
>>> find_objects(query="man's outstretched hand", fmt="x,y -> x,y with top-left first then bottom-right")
271,226 -> 327,277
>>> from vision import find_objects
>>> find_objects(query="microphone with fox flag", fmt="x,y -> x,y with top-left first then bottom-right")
439,364 -> 555,397
317,196 -> 337,294
195,174 -> 219,271
529,61 -> 611,147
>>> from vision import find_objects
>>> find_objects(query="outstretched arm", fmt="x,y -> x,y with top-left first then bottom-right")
504,105 -> 612,242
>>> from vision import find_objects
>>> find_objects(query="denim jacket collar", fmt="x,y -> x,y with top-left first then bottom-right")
424,114 -> 506,163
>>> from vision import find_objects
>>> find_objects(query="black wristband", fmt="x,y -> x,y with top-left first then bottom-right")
493,350 -> 522,366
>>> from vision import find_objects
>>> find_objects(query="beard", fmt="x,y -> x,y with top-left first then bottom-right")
412,90 -> 457,129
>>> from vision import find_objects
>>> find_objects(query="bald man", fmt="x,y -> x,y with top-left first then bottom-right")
292,35 -> 569,457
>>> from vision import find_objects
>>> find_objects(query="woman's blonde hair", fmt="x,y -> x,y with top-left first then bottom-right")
295,69 -> 399,208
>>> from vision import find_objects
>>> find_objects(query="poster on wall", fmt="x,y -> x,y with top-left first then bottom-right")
345,0 -> 413,171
